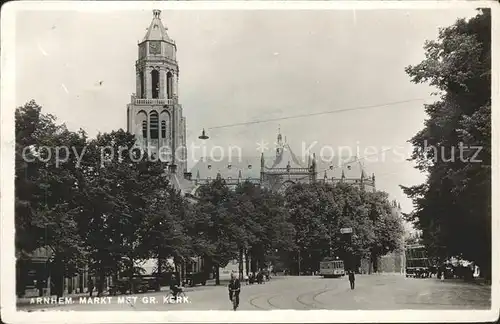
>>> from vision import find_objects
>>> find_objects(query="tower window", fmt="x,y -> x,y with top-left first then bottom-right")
150,111 -> 159,139
166,72 -> 173,99
161,120 -> 166,138
139,71 -> 145,99
151,70 -> 159,99
142,120 -> 147,138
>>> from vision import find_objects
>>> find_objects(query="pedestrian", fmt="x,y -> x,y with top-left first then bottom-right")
88,277 -> 94,297
348,270 -> 355,290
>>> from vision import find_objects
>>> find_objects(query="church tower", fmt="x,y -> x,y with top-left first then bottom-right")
127,9 -> 187,174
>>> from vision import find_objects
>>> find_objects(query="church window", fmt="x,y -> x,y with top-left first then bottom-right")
329,165 -> 334,170
227,177 -> 232,181
208,164 -> 212,170
161,121 -> 166,138
166,72 -> 173,99
142,120 -> 147,138
248,164 -> 252,169
151,69 -> 159,99
150,111 -> 159,139
139,71 -> 145,98
228,164 -> 232,169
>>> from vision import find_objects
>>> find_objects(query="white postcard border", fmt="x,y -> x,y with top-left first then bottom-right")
1,1 -> 499,323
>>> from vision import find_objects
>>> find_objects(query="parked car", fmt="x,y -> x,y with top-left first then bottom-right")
185,271 -> 208,287
109,275 -> 160,295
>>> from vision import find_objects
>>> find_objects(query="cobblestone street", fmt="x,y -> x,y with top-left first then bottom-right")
18,275 -> 491,311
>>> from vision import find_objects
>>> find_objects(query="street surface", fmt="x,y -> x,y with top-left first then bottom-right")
19,275 -> 491,311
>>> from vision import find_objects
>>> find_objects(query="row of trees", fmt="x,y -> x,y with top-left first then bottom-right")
402,9 -> 491,279
16,100 -> 404,296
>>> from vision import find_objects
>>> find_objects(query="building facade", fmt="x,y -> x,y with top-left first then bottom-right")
127,10 -> 375,197
126,9 -> 188,175
125,11 -> 408,278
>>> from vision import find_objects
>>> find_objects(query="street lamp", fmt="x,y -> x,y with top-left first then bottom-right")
198,129 -> 209,140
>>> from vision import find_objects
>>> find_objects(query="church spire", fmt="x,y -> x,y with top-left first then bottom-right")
276,126 -> 283,157
143,9 -> 171,42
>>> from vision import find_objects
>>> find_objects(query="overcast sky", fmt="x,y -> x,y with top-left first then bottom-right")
15,8 -> 479,214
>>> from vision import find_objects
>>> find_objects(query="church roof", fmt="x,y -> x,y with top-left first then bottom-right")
189,154 -> 370,181
267,143 -> 308,169
190,156 -> 267,180
143,9 -> 172,42
186,130 -> 372,190
315,156 -> 369,180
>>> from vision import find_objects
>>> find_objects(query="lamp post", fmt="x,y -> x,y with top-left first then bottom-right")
198,129 -> 209,140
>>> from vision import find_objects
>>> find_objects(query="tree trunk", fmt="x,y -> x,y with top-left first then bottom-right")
238,247 -> 244,280
250,252 -> 257,275
51,256 -> 64,298
370,252 -> 378,274
180,258 -> 185,286
215,265 -> 220,286
97,267 -> 105,297
245,250 -> 250,276
157,249 -> 162,278
128,256 -> 135,293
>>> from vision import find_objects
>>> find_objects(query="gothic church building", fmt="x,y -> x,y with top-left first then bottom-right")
127,10 -> 375,198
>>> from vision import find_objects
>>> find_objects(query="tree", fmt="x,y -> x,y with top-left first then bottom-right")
74,130 -> 170,294
231,182 -> 295,275
402,9 -> 491,278
364,192 -> 404,272
139,185 -> 192,283
284,182 -> 403,274
15,100 -> 88,297
190,177 -> 238,285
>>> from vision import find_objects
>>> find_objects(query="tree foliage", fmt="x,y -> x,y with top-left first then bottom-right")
401,9 -> 491,277
16,100 -> 405,295
284,182 -> 403,273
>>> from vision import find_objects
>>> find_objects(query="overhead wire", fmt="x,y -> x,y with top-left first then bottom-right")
206,98 -> 427,131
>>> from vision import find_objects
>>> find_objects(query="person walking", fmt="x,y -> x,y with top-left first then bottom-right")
348,270 -> 355,290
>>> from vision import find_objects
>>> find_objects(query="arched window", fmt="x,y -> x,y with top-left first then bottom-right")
142,120 -> 147,138
139,71 -> 145,98
150,111 -> 159,139
166,72 -> 173,99
161,120 -> 166,138
151,70 -> 159,99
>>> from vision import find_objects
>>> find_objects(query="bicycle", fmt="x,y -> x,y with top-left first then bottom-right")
165,287 -> 187,302
229,289 -> 240,311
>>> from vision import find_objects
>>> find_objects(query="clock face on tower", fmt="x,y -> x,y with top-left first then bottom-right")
149,41 -> 161,55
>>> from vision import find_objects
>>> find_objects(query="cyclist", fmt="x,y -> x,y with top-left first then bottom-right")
228,272 -> 241,309
169,274 -> 183,298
